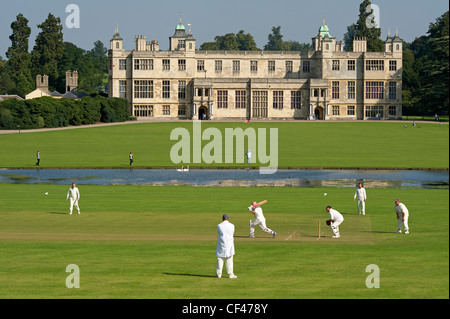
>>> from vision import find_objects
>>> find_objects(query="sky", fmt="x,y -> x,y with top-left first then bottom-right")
0,0 -> 448,57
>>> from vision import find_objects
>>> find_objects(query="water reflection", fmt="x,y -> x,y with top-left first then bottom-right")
0,169 -> 448,189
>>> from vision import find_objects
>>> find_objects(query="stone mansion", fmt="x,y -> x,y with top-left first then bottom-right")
108,19 -> 402,120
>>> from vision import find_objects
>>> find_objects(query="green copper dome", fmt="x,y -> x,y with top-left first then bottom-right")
319,24 -> 330,37
176,23 -> 185,30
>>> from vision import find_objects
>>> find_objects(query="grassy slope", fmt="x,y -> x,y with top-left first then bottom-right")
0,184 -> 448,298
0,122 -> 448,169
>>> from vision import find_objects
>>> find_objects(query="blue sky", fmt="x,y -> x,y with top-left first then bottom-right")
0,0 -> 448,57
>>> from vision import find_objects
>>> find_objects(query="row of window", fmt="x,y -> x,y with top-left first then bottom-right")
217,90 -> 302,110
331,105 -> 398,116
119,80 -> 397,101
133,104 -> 398,117
133,104 -> 186,117
118,59 -> 398,73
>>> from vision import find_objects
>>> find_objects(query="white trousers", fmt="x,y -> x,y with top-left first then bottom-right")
250,218 -> 274,236
397,215 -> 409,231
69,199 -> 80,214
216,256 -> 234,277
331,219 -> 343,237
357,200 -> 365,215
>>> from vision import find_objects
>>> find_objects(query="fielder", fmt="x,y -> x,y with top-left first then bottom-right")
216,214 -> 237,279
353,182 -> 367,215
66,182 -> 80,215
248,201 -> 276,238
395,199 -> 409,234
326,206 -> 344,238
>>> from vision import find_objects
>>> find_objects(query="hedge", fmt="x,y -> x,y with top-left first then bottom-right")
0,96 -> 129,130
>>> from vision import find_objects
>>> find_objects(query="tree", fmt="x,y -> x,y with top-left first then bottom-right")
31,13 -> 64,89
236,30 -> 258,51
343,0 -> 384,52
264,26 -> 290,51
199,30 -> 259,51
286,41 -> 311,51
5,14 -> 33,97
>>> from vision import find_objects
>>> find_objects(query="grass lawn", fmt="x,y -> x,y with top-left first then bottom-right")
0,121 -> 448,169
0,184 -> 448,299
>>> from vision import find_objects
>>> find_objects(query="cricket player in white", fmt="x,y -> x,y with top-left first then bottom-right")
66,182 -> 80,215
248,201 -> 276,238
216,214 -> 237,278
353,182 -> 367,215
326,206 -> 344,238
395,199 -> 409,234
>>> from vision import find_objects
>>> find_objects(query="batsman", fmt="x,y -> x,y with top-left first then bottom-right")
248,200 -> 277,238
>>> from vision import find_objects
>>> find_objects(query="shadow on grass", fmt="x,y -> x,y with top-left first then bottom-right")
163,272 -> 216,278
48,212 -> 67,215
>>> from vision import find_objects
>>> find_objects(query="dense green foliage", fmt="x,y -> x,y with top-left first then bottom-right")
0,96 -> 128,129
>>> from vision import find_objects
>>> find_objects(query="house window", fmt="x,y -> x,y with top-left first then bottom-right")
365,105 -> 384,118
366,60 -> 384,71
134,105 -> 153,117
291,91 -> 301,109
332,81 -> 340,99
365,81 -> 384,99
348,81 -> 356,99
332,60 -> 340,71
217,90 -> 228,108
134,59 -> 153,70
332,106 -> 340,115
252,91 -> 268,118
389,82 -> 397,100
235,91 -> 246,109
162,59 -> 170,71
178,40 -> 186,50
178,81 -> 186,99
286,61 -> 293,73
250,61 -> 258,72
389,60 -> 397,71
347,60 -> 356,71
273,91 -> 283,109
347,105 -> 355,116
162,81 -> 170,99
178,105 -> 186,116
119,59 -> 126,70
233,60 -> 240,73
302,61 -> 310,73
119,80 -> 127,98
268,61 -> 275,72
215,60 -> 222,73
389,106 -> 397,116
178,59 -> 186,71
197,60 -> 205,72
134,80 -> 154,99
162,105 -> 170,115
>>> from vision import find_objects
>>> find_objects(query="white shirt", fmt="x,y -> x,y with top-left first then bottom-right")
329,208 -> 344,222
66,187 -> 80,200
216,220 -> 235,258
354,187 -> 367,201
248,205 -> 264,220
246,151 -> 252,159
395,203 -> 409,216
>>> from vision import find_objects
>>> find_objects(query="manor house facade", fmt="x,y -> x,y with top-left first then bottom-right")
108,19 -> 402,120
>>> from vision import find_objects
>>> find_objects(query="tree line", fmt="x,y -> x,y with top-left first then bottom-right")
0,95 -> 129,130
0,13 -> 108,98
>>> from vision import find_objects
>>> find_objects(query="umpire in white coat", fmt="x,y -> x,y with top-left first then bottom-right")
216,214 -> 237,278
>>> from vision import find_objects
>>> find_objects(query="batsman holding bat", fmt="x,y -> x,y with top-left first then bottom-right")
248,200 -> 277,238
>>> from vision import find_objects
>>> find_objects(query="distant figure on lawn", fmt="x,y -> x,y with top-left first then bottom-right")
35,151 -> 40,166
129,152 -> 134,167
66,182 -> 80,215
